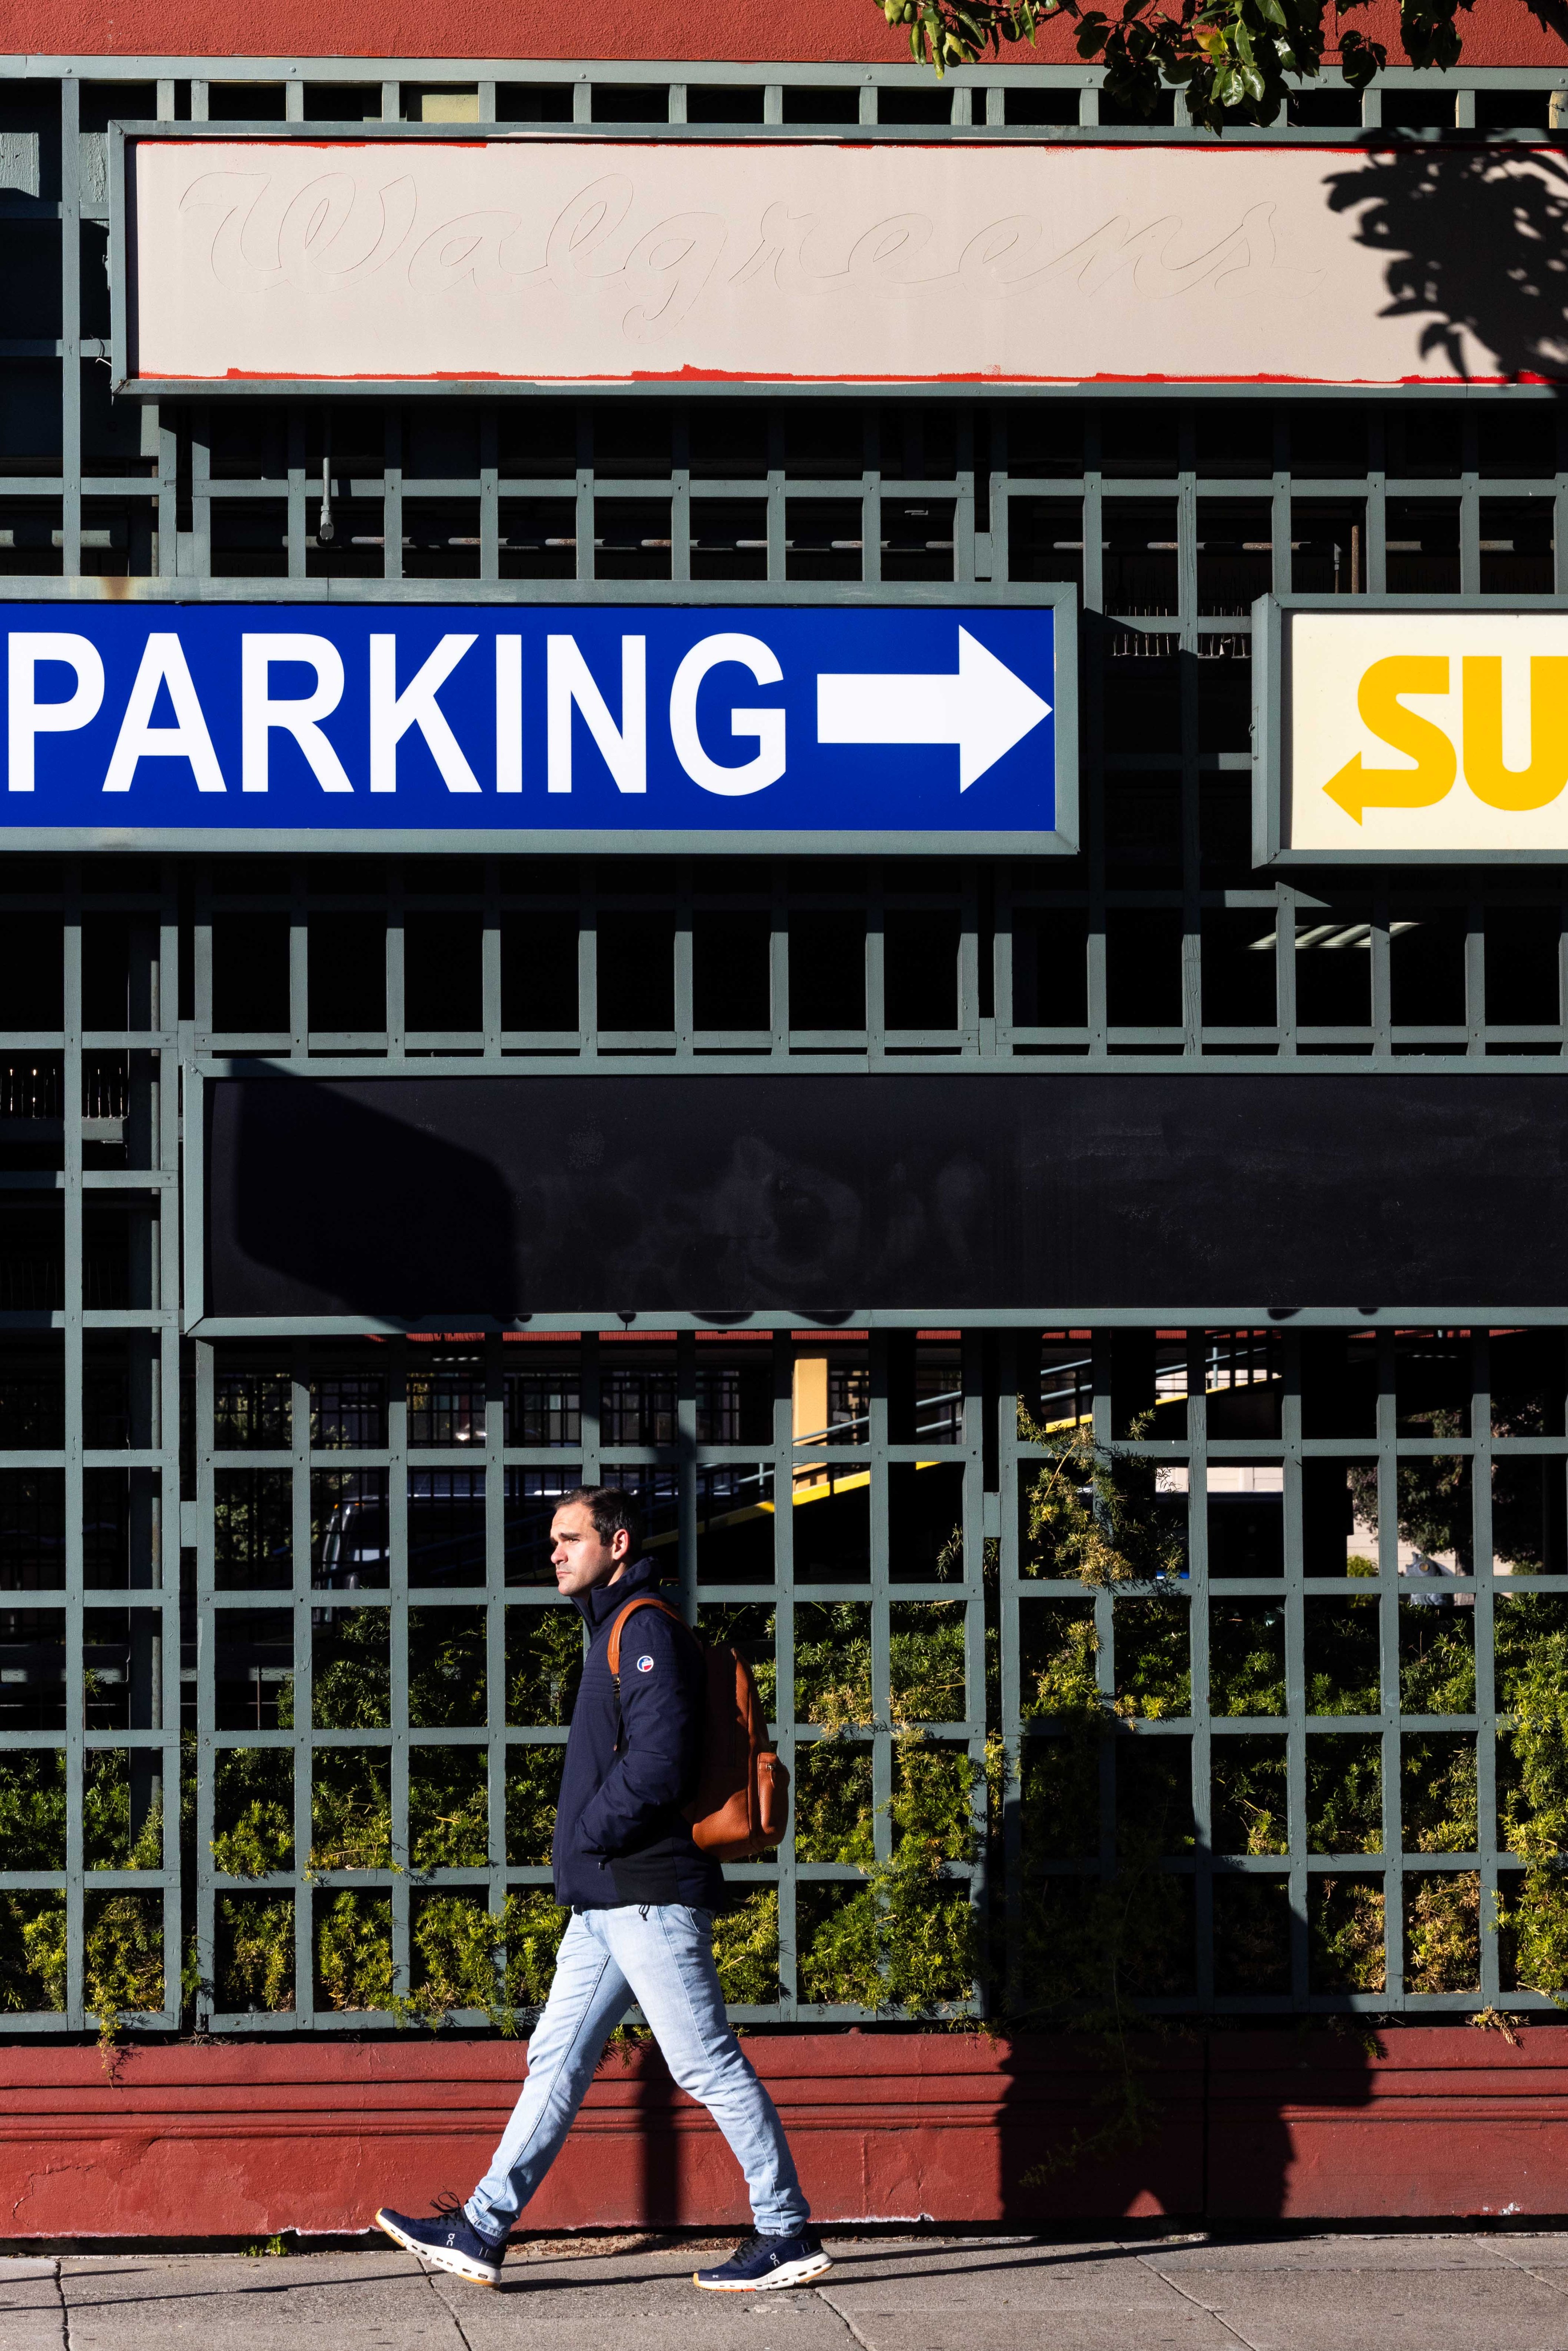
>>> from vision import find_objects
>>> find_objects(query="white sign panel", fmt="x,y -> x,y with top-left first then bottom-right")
1286,613 -> 1568,856
124,136 -> 1563,390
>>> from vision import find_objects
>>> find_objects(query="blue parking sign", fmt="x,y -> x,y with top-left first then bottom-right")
0,599 -> 1072,851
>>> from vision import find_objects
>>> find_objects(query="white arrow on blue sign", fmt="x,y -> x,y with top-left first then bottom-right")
0,602 -> 1063,846
817,627 -> 1053,792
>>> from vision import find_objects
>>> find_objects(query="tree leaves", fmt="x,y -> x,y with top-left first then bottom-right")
1020,1405 -> 1186,1589
881,0 -> 1471,127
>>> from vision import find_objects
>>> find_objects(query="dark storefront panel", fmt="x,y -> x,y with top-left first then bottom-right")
208,1071 -> 1568,1317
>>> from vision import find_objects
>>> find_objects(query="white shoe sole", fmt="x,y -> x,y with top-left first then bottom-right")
693,2252 -> 833,2291
375,2209 -> 502,2288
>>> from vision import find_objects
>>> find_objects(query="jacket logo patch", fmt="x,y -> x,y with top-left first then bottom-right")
635,1654 -> 655,1673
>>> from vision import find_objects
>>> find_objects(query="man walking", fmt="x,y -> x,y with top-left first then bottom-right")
375,1486 -> 827,2293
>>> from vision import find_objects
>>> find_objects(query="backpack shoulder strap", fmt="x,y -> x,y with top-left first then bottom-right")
606,1592 -> 689,1681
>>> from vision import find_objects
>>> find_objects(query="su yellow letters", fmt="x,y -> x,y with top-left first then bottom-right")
1325,653 -> 1568,820
1461,655 -> 1568,811
1323,656 -> 1456,822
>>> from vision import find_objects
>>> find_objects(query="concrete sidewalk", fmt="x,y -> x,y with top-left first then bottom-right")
5,2231 -> 1568,2351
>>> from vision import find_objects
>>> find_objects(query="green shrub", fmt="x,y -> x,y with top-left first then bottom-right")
83,1890 -> 163,2026
408,1895 -> 508,2029
505,1747 -> 563,1865
310,1749 -> 392,1872
1498,1612 -> 1568,1993
794,1736 -> 874,1864
0,1751 -> 65,1869
16,1394 -> 1568,2050
713,1890 -> 780,2005
503,1889 -> 568,2012
315,1891 -> 393,2012
506,1607 -> 584,1725
216,1896 -> 294,2013
1310,1877 -> 1386,1994
1405,1873 -> 1481,1994
800,1731 -> 981,2013
409,1748 -> 488,1871
212,1748 -> 292,1876
0,1893 -> 66,2013
794,1604 -> 873,1729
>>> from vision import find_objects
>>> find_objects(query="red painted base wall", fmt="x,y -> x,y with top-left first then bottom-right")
2,2028 -> 1567,2239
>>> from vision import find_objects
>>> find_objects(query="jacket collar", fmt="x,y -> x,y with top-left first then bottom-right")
575,1553 -> 668,1633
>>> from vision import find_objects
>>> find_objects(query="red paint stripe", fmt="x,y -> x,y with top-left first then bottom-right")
143,137 -> 1562,153
136,366 -> 1564,387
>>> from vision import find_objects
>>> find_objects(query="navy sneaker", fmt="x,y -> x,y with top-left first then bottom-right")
375,2196 -> 506,2287
694,2229 -> 831,2291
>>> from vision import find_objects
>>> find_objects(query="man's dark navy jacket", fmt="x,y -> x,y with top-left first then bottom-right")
552,1554 -> 726,1910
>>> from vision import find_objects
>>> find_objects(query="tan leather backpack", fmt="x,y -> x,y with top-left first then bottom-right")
606,1594 -> 789,1862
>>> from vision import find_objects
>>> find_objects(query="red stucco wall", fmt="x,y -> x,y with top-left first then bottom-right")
4,0 -> 1565,69
3,2028 -> 1567,2240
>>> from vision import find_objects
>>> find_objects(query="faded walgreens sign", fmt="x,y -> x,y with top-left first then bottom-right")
123,136 -> 1557,389
1284,613 -> 1568,856
0,604 -> 1063,846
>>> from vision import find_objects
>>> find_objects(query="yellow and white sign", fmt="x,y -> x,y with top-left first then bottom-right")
1289,614 -> 1568,854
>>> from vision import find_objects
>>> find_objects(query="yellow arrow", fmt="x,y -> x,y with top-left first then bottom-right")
1323,655 -> 1457,824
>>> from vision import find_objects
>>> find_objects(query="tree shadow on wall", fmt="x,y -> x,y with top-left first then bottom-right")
1323,143 -> 1568,383
1522,0 -> 1568,60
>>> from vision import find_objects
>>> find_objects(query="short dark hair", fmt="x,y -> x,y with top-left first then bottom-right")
560,1485 -> 645,1557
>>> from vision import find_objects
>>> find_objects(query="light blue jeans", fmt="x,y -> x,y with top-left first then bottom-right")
465,1903 -> 809,2242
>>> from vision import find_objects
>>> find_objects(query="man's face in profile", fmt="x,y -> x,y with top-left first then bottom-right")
550,1502 -> 628,1595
